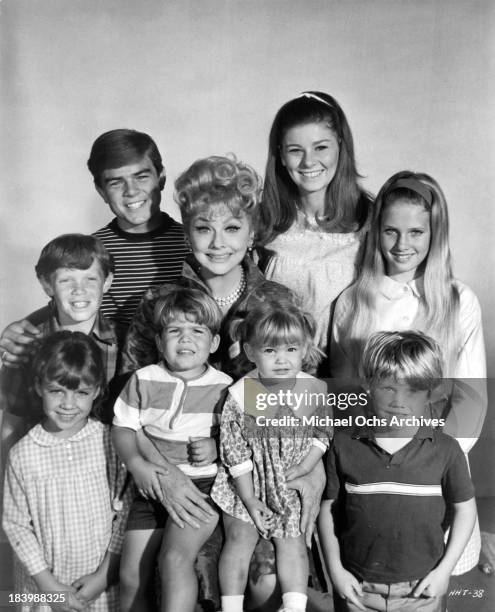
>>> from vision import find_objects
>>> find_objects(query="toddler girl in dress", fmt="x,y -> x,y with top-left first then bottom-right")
3,331 -> 128,611
211,302 -> 330,612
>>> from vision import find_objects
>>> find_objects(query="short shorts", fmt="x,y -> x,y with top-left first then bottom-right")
126,476 -> 216,530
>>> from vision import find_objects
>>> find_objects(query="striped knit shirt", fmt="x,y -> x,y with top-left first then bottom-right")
324,427 -> 474,583
93,212 -> 188,328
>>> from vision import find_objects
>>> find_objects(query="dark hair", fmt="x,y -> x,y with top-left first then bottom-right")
261,91 -> 371,242
87,129 -> 164,186
154,287 -> 222,335
32,331 -> 105,417
35,234 -> 114,280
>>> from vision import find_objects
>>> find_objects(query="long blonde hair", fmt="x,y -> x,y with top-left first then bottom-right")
343,170 -> 460,375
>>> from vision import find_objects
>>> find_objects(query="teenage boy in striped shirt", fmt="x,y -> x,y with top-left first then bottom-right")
318,331 -> 477,612
0,129 -> 188,355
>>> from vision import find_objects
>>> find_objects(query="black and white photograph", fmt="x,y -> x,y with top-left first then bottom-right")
1,1 -> 494,611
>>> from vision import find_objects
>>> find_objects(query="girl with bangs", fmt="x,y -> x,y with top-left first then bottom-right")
330,170 -> 487,575
3,331 -> 128,612
259,91 -> 373,356
211,303 -> 329,612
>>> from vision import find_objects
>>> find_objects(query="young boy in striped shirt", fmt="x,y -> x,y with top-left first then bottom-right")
318,331 -> 477,612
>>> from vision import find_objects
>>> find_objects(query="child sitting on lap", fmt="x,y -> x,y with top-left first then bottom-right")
112,287 -> 232,612
318,331 -> 477,612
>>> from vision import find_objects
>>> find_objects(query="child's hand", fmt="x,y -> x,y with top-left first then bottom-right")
285,463 -> 305,481
330,566 -> 365,611
188,436 -> 217,466
244,497 -> 275,538
50,589 -> 86,612
72,569 -> 107,606
412,567 -> 450,598
128,455 -> 168,501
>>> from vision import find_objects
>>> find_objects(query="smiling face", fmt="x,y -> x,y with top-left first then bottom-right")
96,155 -> 164,233
188,203 -> 253,280
40,259 -> 112,330
156,313 -> 220,379
280,121 -> 339,205
37,379 -> 99,438
245,339 -> 305,379
380,200 -> 431,283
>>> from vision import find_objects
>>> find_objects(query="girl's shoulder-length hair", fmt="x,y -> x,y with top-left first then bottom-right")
260,91 -> 372,244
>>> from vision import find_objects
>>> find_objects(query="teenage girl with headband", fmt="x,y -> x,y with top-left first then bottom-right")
260,91 -> 372,357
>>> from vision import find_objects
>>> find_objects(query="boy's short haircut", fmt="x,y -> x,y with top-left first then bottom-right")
361,330 -> 443,390
153,287 -> 222,335
35,234 -> 114,281
87,129 -> 164,186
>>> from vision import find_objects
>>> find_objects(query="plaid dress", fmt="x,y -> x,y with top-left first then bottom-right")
3,420 -> 129,611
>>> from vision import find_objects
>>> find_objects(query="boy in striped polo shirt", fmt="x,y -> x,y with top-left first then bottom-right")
112,287 -> 232,612
318,331 -> 477,612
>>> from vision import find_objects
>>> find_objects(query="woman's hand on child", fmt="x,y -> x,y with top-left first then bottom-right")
188,436 -> 217,466
331,566 -> 366,611
244,497 -> 275,538
0,319 -> 41,365
412,567 -> 450,598
287,459 -> 325,547
128,455 -> 169,502
157,462 -> 217,529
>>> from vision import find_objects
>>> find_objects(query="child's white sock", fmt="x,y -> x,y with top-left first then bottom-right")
221,594 -> 244,612
282,591 -> 307,611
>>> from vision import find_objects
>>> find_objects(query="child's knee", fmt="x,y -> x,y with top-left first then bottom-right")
159,543 -> 196,574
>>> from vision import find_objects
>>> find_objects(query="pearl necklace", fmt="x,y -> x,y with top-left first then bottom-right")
213,269 -> 246,307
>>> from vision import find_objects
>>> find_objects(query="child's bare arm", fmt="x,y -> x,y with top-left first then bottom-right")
285,444 -> 325,481
234,471 -> 274,537
317,499 -> 365,610
111,426 -> 168,501
413,497 -> 477,598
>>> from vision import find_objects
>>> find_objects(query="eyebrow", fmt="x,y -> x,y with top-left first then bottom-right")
193,215 -> 240,223
102,168 -> 152,183
284,139 -> 333,146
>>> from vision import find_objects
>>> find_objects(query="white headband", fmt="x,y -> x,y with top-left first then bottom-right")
298,92 -> 334,109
